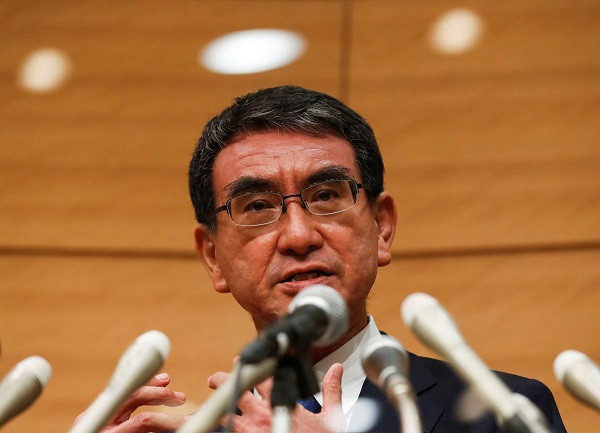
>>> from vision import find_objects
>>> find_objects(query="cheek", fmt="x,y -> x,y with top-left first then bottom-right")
216,231 -> 277,293
335,221 -> 380,286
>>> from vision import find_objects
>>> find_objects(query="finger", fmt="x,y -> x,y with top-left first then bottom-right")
145,372 -> 171,387
75,377 -> 180,425
207,371 -> 230,390
110,386 -> 186,425
254,377 -> 273,401
321,363 -> 343,410
127,385 -> 186,408
236,389 -> 265,413
105,412 -> 190,433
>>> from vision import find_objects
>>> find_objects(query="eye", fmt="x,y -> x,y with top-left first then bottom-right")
243,199 -> 276,213
311,188 -> 340,202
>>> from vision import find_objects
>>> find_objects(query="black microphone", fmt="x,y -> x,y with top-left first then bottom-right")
0,356 -> 52,428
361,336 -> 422,433
241,284 -> 349,363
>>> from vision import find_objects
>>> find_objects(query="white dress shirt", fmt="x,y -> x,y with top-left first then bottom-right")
312,315 -> 382,431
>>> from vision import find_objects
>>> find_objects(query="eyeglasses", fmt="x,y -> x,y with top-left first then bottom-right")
214,179 -> 363,227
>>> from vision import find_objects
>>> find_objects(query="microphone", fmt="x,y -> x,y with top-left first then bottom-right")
68,330 -> 170,433
554,349 -> 600,412
240,284 -> 349,363
0,356 -> 52,428
401,292 -> 551,433
361,336 -> 422,433
176,358 -> 277,433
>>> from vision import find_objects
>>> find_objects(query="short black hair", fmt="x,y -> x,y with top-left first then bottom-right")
188,85 -> 384,231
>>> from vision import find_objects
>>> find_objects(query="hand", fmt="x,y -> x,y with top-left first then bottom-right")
75,372 -> 189,433
207,363 -> 344,433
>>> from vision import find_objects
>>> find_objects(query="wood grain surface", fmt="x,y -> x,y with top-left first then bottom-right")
0,1 -> 598,432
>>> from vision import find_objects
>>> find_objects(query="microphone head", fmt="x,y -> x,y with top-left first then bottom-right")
361,336 -> 409,386
554,350 -> 589,383
400,292 -> 439,328
288,284 -> 349,346
136,330 -> 171,361
13,356 -> 52,386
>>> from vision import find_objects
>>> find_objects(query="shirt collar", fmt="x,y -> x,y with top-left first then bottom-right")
312,315 -> 381,414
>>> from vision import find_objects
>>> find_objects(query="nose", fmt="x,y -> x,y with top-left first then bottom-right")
276,199 -> 324,256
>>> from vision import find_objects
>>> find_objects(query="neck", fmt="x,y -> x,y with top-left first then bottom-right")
309,314 -> 369,363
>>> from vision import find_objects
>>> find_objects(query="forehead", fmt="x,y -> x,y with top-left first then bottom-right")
212,131 -> 360,196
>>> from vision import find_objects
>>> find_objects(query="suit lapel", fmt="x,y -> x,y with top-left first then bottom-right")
408,352 -> 445,433
349,348 -> 446,432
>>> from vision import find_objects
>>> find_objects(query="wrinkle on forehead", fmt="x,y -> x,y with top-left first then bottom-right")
213,131 -> 361,200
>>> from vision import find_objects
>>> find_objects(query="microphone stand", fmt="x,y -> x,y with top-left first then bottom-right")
270,339 -> 320,433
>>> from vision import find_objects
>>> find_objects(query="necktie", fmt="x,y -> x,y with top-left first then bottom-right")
298,395 -> 322,414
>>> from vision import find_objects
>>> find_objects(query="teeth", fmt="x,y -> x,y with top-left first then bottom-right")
290,272 -> 323,282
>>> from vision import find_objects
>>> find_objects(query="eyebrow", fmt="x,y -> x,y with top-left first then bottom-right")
223,165 -> 356,200
224,177 -> 278,200
304,166 -> 354,187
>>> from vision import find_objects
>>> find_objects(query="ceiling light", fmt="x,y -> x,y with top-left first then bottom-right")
18,48 -> 71,93
430,9 -> 484,55
200,29 -> 305,74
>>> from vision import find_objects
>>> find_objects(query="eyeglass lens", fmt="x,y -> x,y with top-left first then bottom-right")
228,180 -> 358,226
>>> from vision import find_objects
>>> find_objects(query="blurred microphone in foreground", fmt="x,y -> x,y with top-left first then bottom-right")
402,292 -> 552,433
361,336 -> 422,433
0,356 -> 51,428
554,349 -> 600,412
69,330 -> 170,433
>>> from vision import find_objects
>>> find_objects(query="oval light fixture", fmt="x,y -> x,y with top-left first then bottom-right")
430,8 -> 484,55
18,48 -> 71,93
200,29 -> 306,74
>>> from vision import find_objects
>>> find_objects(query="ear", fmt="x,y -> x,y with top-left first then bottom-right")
194,225 -> 230,293
373,192 -> 397,267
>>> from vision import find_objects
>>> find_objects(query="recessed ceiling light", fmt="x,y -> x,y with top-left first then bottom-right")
200,29 -> 306,75
18,48 -> 71,93
430,9 -> 484,55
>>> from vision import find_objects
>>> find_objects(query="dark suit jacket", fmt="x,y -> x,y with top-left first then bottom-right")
348,352 -> 567,433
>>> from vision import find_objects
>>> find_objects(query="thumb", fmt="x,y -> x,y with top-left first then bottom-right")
321,363 -> 343,411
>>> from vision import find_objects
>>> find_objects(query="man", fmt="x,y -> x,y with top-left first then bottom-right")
93,86 -> 567,432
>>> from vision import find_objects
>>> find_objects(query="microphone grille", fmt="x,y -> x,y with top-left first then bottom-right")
289,284 -> 349,346
15,356 -> 52,386
401,292 -> 439,327
361,336 -> 409,387
136,330 -> 171,360
554,349 -> 589,382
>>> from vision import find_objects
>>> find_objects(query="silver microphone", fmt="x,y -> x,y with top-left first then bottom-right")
554,349 -> 600,412
361,336 -> 422,433
69,330 -> 170,433
401,292 -> 551,433
0,356 -> 52,428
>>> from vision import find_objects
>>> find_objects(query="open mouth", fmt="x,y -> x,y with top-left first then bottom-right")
283,271 -> 331,283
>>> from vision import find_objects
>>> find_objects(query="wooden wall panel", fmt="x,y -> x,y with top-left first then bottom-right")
0,254 -> 254,432
1,250 -> 598,431
1,1 -> 599,432
0,0 -> 343,251
350,0 -> 600,252
374,251 -> 599,428
370,250 -> 600,431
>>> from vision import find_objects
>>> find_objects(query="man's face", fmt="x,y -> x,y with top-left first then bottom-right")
195,131 -> 396,335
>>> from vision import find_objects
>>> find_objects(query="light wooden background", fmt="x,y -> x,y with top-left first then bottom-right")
1,1 -> 598,431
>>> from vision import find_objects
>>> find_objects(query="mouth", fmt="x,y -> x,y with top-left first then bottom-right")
282,271 -> 331,283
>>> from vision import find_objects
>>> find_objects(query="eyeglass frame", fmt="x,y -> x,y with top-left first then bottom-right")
214,179 -> 364,227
